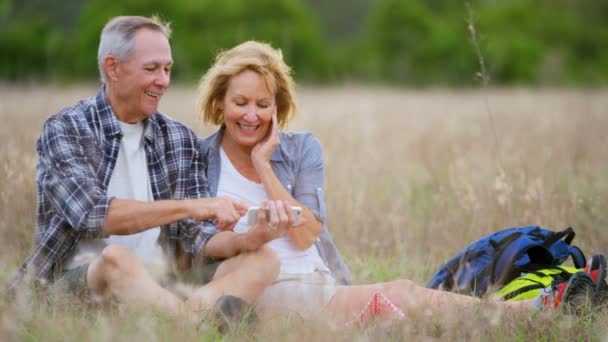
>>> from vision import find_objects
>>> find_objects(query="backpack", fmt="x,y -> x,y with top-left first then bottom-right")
493,265 -> 580,301
427,226 -> 586,297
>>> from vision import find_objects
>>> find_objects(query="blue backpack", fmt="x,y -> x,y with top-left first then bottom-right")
427,226 -> 586,297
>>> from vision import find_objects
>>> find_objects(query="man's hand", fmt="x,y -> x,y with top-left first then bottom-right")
187,196 -> 248,231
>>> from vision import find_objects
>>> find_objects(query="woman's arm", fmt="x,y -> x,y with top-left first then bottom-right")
256,163 -> 322,249
252,113 -> 322,250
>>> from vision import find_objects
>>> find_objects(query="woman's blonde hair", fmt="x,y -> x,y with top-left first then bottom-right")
197,41 -> 297,128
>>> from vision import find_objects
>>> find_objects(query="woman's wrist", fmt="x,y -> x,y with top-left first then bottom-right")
253,159 -> 273,179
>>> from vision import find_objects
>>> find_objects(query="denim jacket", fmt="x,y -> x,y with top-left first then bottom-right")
199,129 -> 352,285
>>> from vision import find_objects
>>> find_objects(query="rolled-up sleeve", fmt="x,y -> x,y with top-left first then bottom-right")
38,119 -> 111,238
293,134 -> 328,223
178,140 -> 217,257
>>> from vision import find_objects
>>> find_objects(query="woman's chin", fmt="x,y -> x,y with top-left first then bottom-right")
235,136 -> 262,149
224,129 -> 264,149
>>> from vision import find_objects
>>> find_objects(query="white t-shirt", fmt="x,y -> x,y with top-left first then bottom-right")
63,120 -> 163,270
217,147 -> 328,274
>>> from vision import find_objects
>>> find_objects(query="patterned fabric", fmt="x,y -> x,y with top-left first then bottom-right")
11,86 -> 216,289
357,292 -> 406,326
199,128 -> 352,285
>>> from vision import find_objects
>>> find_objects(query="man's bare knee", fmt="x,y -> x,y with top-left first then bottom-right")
89,245 -> 143,285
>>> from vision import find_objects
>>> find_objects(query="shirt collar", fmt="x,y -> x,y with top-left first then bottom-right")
95,85 -> 159,142
94,85 -> 121,138
143,115 -> 157,143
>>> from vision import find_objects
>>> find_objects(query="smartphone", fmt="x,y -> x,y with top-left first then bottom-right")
246,206 -> 302,226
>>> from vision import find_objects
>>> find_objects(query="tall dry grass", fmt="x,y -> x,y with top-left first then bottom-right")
1,84 -> 607,340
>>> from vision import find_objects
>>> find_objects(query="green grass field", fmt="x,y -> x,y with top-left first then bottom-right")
1,84 -> 607,340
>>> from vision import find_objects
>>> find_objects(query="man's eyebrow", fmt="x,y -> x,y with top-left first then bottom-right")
143,60 -> 174,66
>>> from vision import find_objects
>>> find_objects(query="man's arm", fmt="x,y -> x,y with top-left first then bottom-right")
41,118 -> 246,238
38,118 -> 112,237
102,197 -> 246,235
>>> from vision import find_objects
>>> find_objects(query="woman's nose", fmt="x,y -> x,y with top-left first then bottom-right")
244,106 -> 257,118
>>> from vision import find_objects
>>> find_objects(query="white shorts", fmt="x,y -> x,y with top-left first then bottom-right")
255,271 -> 338,319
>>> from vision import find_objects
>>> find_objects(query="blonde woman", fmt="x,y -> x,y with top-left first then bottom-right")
196,41 -> 594,322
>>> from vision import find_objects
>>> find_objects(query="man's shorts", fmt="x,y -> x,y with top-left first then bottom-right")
56,259 -> 223,300
255,271 -> 338,318
177,259 -> 223,286
57,264 -> 91,300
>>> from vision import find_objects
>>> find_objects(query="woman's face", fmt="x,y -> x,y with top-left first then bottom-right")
221,69 -> 276,149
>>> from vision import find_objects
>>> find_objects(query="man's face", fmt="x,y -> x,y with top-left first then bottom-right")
112,28 -> 173,123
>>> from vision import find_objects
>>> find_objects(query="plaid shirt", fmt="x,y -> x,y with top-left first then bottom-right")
12,86 -> 217,288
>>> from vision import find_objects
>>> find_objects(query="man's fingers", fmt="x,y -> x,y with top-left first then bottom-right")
223,220 -> 238,231
230,198 -> 249,214
215,219 -> 230,231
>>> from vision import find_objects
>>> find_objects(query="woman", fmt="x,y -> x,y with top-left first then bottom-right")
196,41 -> 589,322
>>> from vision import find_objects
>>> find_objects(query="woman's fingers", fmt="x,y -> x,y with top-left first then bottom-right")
276,200 -> 288,229
256,201 -> 268,225
271,109 -> 279,135
283,200 -> 294,227
267,200 -> 279,229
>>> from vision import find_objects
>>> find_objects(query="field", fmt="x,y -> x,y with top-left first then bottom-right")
1,84 -> 608,340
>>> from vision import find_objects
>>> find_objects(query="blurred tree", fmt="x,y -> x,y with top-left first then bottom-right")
304,0 -> 372,42
476,0 -> 608,84
1,0 -> 85,30
0,17 -> 60,80
361,0 -> 477,85
0,0 -> 606,85
0,0 -> 11,25
73,0 -> 329,82
360,0 -> 608,85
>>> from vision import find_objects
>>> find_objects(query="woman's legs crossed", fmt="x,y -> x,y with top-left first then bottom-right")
185,246 -> 279,310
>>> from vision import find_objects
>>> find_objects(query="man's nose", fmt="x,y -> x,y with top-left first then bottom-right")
157,70 -> 170,88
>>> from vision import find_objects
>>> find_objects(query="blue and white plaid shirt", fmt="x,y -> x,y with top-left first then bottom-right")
13,86 -> 217,287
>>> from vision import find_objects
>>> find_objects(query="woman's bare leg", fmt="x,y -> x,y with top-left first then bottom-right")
326,279 -> 536,322
185,246 -> 279,310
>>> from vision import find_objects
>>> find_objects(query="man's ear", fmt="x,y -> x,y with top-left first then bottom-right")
103,55 -> 119,81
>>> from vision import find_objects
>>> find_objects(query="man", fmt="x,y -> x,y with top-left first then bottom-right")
11,16 -> 294,323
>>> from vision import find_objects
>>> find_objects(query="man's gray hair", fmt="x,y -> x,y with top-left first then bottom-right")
97,16 -> 171,83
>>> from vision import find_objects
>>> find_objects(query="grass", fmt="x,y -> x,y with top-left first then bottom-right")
1,83 -> 608,340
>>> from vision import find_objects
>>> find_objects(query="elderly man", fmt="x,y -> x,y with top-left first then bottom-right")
11,16 -> 294,327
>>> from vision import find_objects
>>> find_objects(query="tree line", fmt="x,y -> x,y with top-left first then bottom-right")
1,0 -> 607,85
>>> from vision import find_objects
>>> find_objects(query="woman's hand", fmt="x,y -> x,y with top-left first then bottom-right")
251,109 -> 279,172
245,200 -> 294,250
